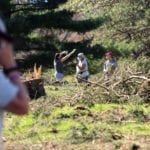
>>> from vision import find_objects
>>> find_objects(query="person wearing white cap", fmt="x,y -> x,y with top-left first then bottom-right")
0,17 -> 29,149
76,53 -> 89,82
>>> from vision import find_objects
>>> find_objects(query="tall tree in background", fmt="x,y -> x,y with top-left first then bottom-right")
0,0 -> 11,17
105,0 -> 150,56
0,0 -> 105,67
0,0 -> 149,68
62,0 -> 150,56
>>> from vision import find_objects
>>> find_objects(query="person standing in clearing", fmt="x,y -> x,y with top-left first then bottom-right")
54,49 -> 76,82
103,51 -> 118,80
76,53 -> 89,82
0,17 -> 29,149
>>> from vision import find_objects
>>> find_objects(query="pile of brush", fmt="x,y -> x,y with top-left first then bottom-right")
103,64 -> 150,102
68,59 -> 150,103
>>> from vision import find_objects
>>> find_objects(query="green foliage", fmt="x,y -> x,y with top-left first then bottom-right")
106,0 -> 150,53
1,1 -> 149,148
0,0 -> 11,17
62,0 -> 150,56
136,57 -> 150,73
1,0 -> 149,69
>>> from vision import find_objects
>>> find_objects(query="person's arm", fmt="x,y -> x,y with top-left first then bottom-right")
77,63 -> 86,70
103,61 -> 108,73
61,49 -> 76,62
4,71 -> 29,115
0,40 -> 29,115
103,62 -> 106,72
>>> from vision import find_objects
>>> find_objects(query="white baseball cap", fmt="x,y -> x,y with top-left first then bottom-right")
78,53 -> 84,57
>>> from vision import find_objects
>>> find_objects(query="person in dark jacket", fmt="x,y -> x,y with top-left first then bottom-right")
54,49 -> 76,82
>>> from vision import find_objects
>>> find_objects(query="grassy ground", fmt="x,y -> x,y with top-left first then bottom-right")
4,0 -> 149,149
4,71 -> 150,150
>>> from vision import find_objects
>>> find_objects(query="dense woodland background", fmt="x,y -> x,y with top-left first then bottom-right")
0,0 -> 149,68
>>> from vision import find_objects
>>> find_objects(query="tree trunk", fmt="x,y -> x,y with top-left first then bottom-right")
24,79 -> 46,99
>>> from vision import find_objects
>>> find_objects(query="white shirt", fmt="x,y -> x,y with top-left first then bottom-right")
0,71 -> 18,148
103,59 -> 118,73
76,59 -> 89,78
103,59 -> 118,80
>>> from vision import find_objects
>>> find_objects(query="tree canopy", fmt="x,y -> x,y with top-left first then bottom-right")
0,0 -> 149,67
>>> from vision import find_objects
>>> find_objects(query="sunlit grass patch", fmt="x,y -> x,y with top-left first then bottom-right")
52,106 -> 74,117
113,123 -> 150,134
90,103 -> 119,112
45,85 -> 66,97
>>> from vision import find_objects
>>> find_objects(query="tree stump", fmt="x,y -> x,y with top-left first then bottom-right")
23,79 -> 46,99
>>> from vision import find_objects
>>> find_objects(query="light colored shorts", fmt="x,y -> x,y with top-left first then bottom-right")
55,72 -> 64,81
76,71 -> 89,78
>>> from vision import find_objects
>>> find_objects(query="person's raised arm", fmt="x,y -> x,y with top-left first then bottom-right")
61,49 -> 76,62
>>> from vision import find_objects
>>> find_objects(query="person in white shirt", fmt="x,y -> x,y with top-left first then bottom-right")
0,17 -> 29,149
103,51 -> 118,80
76,53 -> 89,82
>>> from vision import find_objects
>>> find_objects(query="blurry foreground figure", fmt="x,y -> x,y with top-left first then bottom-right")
54,49 -> 76,82
103,51 -> 118,80
76,53 -> 89,82
0,17 -> 29,149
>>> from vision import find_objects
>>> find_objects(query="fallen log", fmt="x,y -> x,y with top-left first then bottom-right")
123,75 -> 149,82
77,77 -> 109,91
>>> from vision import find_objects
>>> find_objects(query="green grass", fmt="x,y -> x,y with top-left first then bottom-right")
56,119 -> 80,131
4,58 -> 150,148
4,100 -> 150,143
90,103 -> 119,112
116,123 -> 150,134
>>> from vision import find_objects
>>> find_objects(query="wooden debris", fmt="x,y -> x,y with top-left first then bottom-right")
24,64 -> 45,99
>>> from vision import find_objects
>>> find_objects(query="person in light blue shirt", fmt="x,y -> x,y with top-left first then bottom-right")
103,51 -> 118,80
0,17 -> 29,149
